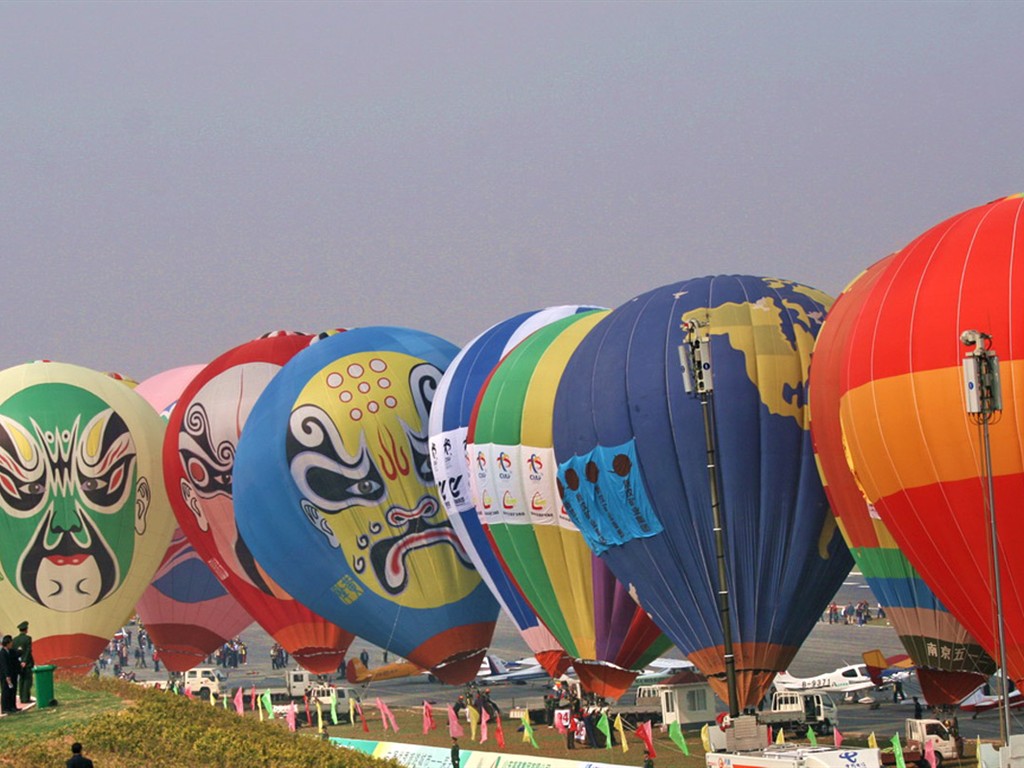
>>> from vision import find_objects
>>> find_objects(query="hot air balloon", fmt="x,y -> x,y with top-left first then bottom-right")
809,256 -> 995,704
0,361 -> 176,672
234,327 -> 499,685
835,194 -> 1024,688
430,306 -> 604,680
134,366 -> 254,672
163,333 -> 354,674
552,275 -> 853,708
470,310 -> 672,699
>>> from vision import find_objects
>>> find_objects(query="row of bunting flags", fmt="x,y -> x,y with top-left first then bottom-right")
169,685 -> 976,765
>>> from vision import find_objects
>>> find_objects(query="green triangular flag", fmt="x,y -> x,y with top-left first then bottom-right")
891,733 -> 906,768
806,725 -> 817,747
669,721 -> 690,755
596,712 -> 612,750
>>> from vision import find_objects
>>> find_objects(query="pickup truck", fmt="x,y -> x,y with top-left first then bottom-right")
880,719 -> 963,768
758,691 -> 838,736
169,667 -> 227,699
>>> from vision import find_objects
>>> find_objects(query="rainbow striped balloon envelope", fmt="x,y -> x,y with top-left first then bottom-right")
470,310 -> 671,699
835,194 -> 1024,689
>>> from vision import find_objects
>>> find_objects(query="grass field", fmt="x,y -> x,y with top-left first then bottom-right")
0,675 -> 983,768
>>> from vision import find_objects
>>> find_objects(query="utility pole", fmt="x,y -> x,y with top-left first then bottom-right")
680,319 -> 739,719
961,329 -> 1009,745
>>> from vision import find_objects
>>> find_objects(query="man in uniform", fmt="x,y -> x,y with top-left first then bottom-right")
11,621 -> 33,705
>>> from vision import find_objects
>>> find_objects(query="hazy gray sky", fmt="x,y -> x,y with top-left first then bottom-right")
3,1 -> 1022,380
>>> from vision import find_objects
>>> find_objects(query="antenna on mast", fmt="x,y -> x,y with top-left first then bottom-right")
680,318 -> 739,719
961,329 -> 1009,745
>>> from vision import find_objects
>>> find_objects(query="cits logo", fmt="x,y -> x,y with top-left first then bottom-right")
476,451 -> 487,472
496,451 -> 512,475
530,492 -> 545,511
502,491 -> 517,510
527,453 -> 543,480
480,490 -> 493,510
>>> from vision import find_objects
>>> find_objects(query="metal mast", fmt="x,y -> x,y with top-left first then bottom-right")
961,329 -> 1009,744
681,319 -> 739,718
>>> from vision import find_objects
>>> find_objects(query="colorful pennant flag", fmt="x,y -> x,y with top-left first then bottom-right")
615,714 -> 630,753
669,721 -> 689,755
355,700 -> 369,733
250,685 -> 256,711
924,737 -> 937,768
287,702 -> 297,732
637,720 -> 657,758
806,726 -> 818,746
330,688 -> 338,725
834,727 -> 843,747
423,701 -> 436,734
467,705 -> 480,741
891,733 -> 906,768
521,711 -> 538,748
776,727 -> 786,745
597,712 -> 612,750
701,723 -> 711,752
495,714 -> 506,749
868,732 -> 878,749
376,697 -> 399,732
304,694 -> 311,729
480,706 -> 490,743
349,695 -> 355,727
261,690 -> 274,719
447,705 -> 465,739
316,698 -> 324,734
209,688 -> 216,706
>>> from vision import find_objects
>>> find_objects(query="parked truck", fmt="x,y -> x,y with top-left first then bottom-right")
706,717 -> 879,768
880,719 -> 963,768
169,667 -> 227,699
758,690 -> 838,736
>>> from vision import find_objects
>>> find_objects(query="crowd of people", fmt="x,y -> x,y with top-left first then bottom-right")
823,601 -> 885,625
211,638 -> 248,668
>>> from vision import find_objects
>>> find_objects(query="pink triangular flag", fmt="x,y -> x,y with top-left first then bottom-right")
287,702 -> 297,732
234,687 -> 244,716
447,704 -> 465,738
480,706 -> 490,743
834,727 -> 843,748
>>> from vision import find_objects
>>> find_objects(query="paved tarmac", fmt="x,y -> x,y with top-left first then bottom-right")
122,569 -> 1022,742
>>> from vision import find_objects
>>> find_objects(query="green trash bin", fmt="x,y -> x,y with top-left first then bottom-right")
33,664 -> 56,708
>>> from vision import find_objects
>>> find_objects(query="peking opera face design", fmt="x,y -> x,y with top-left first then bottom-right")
175,364 -> 287,598
0,385 -> 149,611
286,352 -> 475,607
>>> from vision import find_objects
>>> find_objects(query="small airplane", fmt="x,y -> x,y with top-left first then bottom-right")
959,687 -> 1024,714
476,655 -> 550,684
776,652 -> 914,696
775,663 -> 878,694
634,658 -> 697,685
345,657 -> 424,685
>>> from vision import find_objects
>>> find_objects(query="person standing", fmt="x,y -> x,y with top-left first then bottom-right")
913,696 -> 923,719
11,621 -> 32,705
0,636 -> 18,714
450,737 -> 460,768
67,741 -> 94,767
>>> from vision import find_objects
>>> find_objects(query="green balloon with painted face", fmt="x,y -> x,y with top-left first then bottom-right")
0,362 -> 174,673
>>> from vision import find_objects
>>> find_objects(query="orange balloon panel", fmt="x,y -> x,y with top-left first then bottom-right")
837,194 -> 1024,688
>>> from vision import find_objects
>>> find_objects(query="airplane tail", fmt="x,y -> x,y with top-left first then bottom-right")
346,658 -> 369,685
862,649 -> 913,685
862,649 -> 888,685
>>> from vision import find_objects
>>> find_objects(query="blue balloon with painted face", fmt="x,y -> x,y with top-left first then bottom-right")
235,327 -> 499,685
